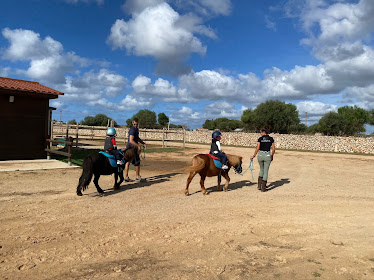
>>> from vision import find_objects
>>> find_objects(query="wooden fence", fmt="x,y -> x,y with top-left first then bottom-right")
51,122 -> 186,149
45,136 -> 73,166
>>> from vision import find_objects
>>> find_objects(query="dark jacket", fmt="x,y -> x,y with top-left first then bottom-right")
104,136 -> 116,151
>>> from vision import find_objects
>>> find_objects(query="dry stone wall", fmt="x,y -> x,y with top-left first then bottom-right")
53,124 -> 374,154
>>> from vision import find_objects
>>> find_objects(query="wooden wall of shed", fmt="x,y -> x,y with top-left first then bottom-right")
0,93 -> 49,160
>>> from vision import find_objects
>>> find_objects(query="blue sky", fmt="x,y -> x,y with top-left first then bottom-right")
1,0 -> 374,131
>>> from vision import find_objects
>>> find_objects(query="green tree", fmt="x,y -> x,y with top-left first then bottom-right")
202,118 -> 243,132
68,119 -> 77,125
318,112 -> 346,136
306,123 -> 321,134
368,109 -> 374,125
253,100 -> 300,133
81,114 -> 117,126
289,123 -> 307,134
241,109 -> 256,131
203,119 -> 215,130
126,109 -> 157,128
337,106 -> 370,135
158,113 -> 169,126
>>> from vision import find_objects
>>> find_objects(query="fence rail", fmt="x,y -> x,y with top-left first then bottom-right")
52,123 -> 186,149
45,137 -> 73,166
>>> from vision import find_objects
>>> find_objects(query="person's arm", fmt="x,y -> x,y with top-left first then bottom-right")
216,141 -> 222,153
138,137 -> 146,146
250,142 -> 260,160
271,142 -> 275,161
111,138 -> 117,150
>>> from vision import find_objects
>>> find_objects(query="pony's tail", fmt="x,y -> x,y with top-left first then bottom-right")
76,156 -> 94,196
185,155 -> 205,173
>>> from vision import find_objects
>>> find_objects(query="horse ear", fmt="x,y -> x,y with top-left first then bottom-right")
239,156 -> 243,161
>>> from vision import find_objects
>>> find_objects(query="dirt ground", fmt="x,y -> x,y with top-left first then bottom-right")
1,143 -> 374,280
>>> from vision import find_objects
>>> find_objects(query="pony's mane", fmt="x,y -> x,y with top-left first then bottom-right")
227,154 -> 242,166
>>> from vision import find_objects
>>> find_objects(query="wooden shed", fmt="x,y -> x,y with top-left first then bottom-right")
0,77 -> 64,160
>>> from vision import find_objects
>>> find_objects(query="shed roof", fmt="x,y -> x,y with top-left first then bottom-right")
0,77 -> 64,97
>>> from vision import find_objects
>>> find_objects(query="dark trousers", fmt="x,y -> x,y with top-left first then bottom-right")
107,149 -> 122,161
215,152 -> 228,165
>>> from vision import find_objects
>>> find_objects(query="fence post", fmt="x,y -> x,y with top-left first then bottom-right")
46,139 -> 51,160
50,120 -> 54,140
162,128 -> 165,148
65,123 -> 69,140
75,123 -> 79,148
68,137 -> 73,166
183,128 -> 185,149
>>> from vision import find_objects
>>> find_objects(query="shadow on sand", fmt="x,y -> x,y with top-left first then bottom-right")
266,178 -> 290,191
189,179 -> 256,196
87,172 -> 182,197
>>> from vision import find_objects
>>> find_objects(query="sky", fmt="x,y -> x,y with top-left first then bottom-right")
1,0 -> 374,131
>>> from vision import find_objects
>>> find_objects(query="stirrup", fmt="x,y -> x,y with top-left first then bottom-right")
222,164 -> 228,170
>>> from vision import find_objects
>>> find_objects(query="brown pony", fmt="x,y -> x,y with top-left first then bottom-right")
185,154 -> 243,195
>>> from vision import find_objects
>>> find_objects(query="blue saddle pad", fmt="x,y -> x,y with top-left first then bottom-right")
99,150 -> 125,168
213,159 -> 222,169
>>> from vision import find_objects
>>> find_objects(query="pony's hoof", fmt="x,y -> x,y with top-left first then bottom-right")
185,192 -> 190,196
76,192 -> 83,196
203,191 -> 210,195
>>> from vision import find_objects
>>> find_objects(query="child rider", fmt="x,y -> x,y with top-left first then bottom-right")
104,127 -> 123,166
210,131 -> 229,170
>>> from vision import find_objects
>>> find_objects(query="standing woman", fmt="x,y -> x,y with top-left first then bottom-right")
250,125 -> 275,192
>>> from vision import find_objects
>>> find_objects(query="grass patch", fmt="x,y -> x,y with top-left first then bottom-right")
51,148 -> 101,167
51,146 -> 187,167
313,272 -> 321,277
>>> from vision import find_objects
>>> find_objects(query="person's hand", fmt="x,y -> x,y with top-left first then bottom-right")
143,143 -> 146,149
271,155 -> 274,161
250,155 -> 254,160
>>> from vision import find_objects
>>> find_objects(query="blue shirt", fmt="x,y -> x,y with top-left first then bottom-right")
126,126 -> 139,148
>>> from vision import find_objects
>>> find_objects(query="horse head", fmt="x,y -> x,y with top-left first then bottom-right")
123,146 -> 139,162
228,155 -> 243,174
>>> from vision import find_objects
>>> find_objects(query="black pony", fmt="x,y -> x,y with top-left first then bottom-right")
76,147 -> 138,196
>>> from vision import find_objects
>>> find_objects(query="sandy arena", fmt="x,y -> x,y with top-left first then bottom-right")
1,143 -> 374,280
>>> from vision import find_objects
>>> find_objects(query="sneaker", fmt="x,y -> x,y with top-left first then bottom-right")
222,165 -> 229,170
135,176 -> 146,182
124,177 -> 133,182
117,160 -> 123,165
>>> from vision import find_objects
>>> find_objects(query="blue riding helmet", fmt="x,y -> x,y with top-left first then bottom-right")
212,130 -> 222,139
107,127 -> 116,136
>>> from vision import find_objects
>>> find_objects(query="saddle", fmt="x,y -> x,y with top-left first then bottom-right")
99,149 -> 126,168
207,154 -> 223,169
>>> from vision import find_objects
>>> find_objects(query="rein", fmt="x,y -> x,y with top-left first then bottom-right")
235,159 -> 254,181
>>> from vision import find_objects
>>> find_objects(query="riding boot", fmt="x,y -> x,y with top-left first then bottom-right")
261,180 -> 267,192
257,177 -> 263,190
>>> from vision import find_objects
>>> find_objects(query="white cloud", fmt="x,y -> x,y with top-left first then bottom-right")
173,0 -> 232,16
296,100 -> 337,115
205,101 -> 244,119
346,85 -> 374,110
58,69 -> 128,102
108,2 -> 215,76
1,28 -> 97,84
0,66 -> 10,77
2,28 -> 63,61
122,0 -> 164,14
